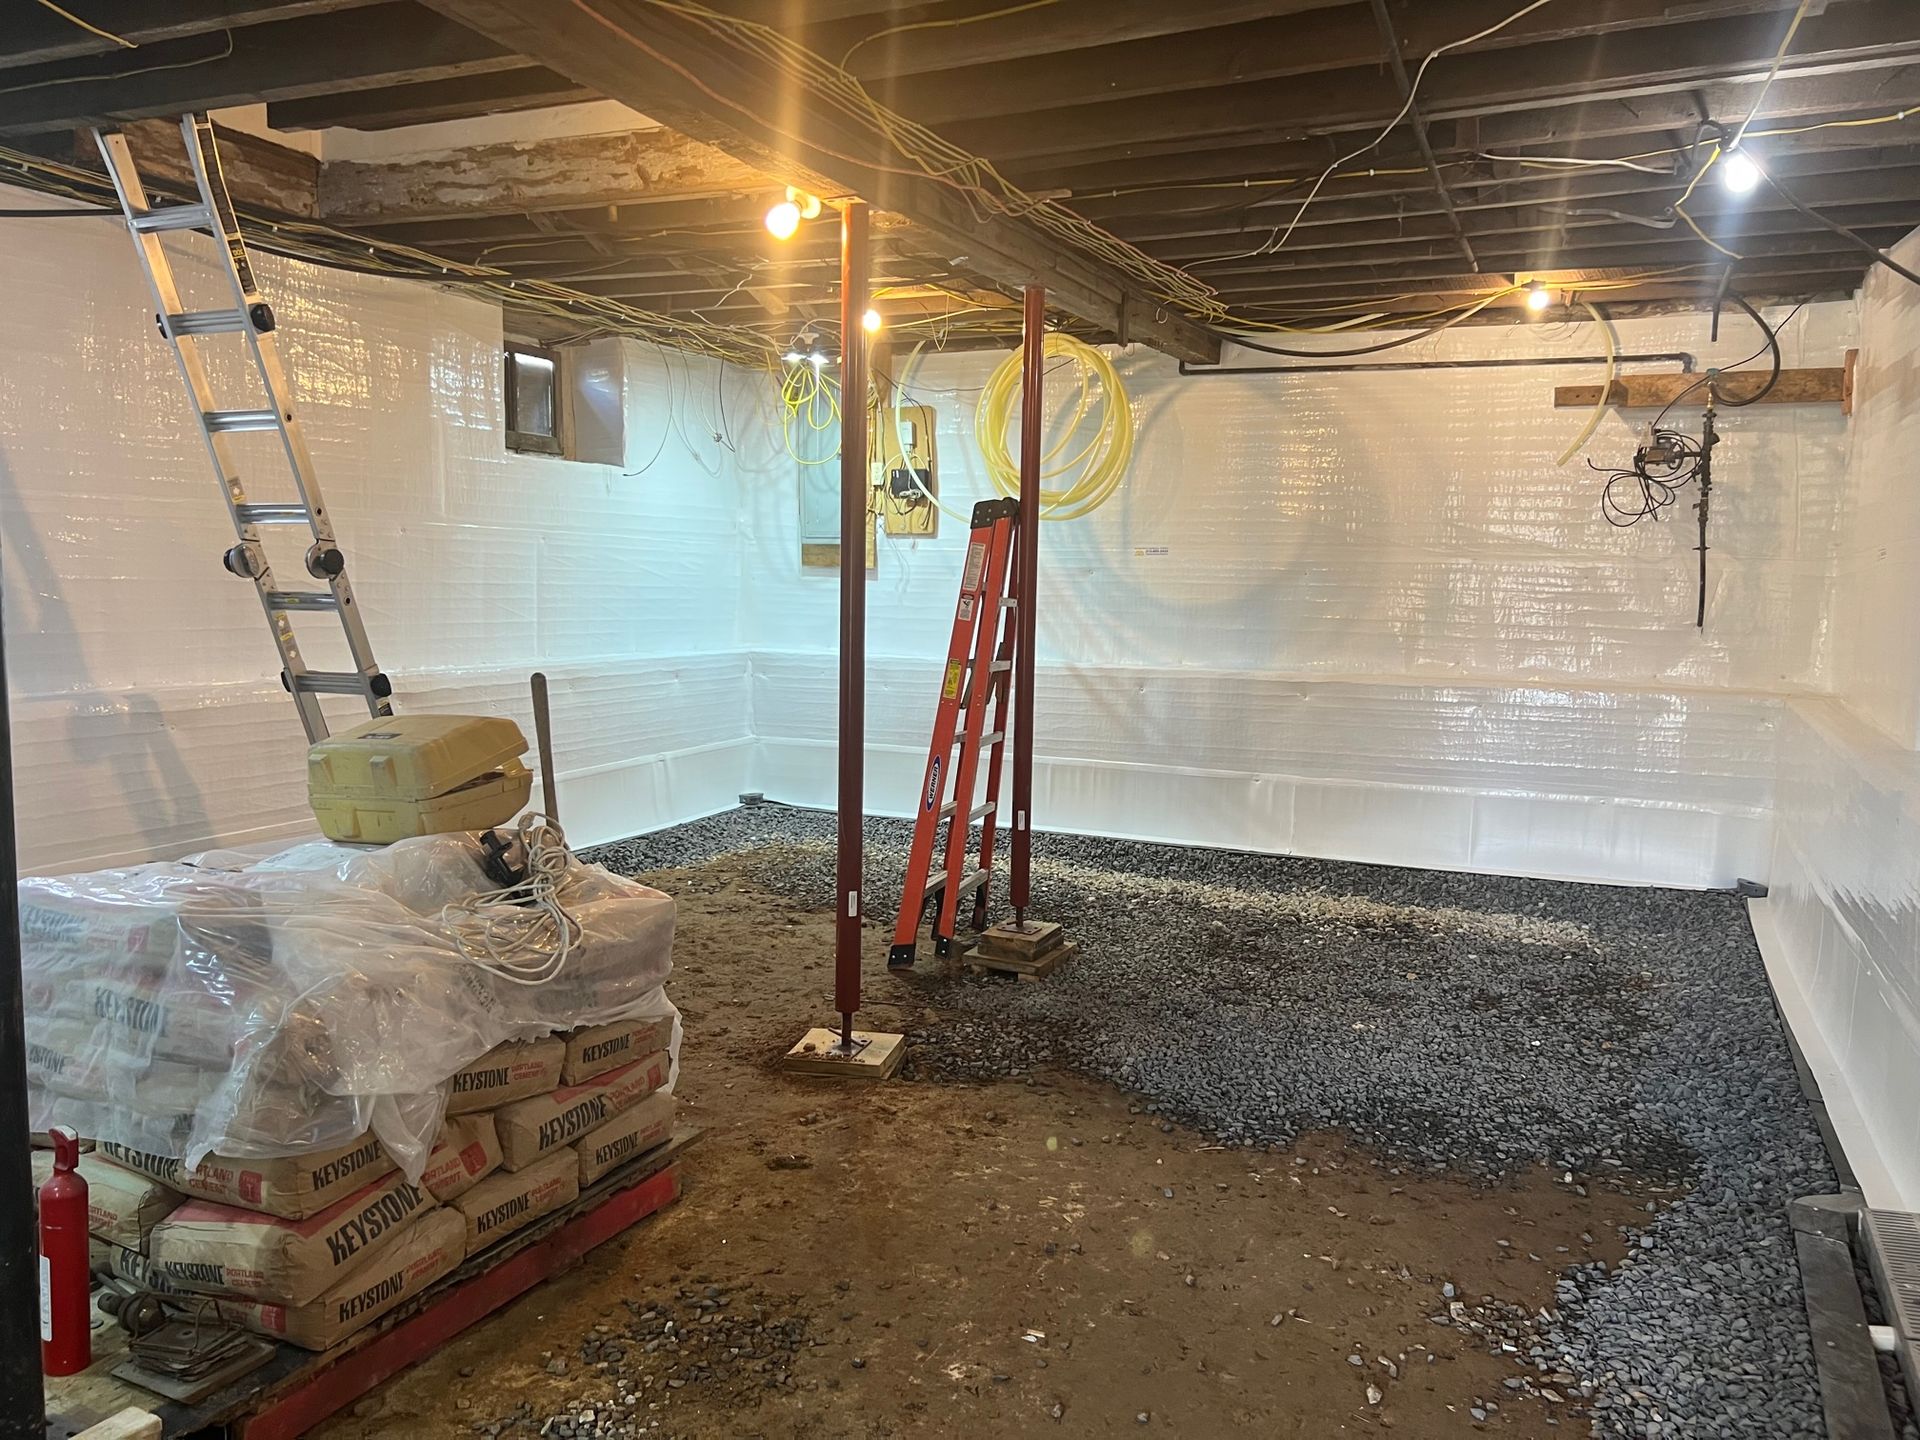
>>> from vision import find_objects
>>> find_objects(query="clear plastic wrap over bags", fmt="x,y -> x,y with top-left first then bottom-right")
21,834 -> 678,1178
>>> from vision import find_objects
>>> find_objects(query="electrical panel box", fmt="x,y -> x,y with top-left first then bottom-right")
796,411 -> 878,571
875,402 -> 938,538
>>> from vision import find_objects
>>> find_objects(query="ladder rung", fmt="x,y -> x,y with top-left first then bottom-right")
291,671 -> 374,696
130,203 -> 211,233
235,503 -> 311,526
925,867 -> 990,898
167,309 -> 247,336
938,800 -> 996,822
265,591 -> 338,612
998,597 -> 1018,609
989,660 -> 1011,673
979,730 -> 1005,746
204,409 -> 281,434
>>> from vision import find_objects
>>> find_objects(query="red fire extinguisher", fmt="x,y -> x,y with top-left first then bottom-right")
39,1126 -> 91,1376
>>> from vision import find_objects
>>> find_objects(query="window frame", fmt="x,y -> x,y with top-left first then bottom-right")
504,342 -> 565,456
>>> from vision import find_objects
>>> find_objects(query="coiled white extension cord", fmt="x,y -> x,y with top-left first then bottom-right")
442,815 -> 582,987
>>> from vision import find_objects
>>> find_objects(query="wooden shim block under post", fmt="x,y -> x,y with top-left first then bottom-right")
782,1028 -> 906,1080
963,921 -> 1078,980
1553,368 -> 1846,408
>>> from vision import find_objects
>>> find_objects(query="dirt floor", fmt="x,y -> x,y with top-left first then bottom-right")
316,856 -> 1655,1440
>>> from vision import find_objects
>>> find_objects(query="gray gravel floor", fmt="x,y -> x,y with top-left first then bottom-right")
583,806 -> 1899,1440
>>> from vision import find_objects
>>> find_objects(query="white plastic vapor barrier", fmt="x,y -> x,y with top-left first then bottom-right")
1764,701 -> 1920,1207
732,304 -> 1854,887
0,186 -> 755,872
1758,228 -> 1920,1209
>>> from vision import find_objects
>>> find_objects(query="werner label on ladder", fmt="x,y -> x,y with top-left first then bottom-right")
93,114 -> 392,744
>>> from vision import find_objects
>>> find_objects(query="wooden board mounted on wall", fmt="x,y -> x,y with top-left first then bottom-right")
1553,367 -> 1848,408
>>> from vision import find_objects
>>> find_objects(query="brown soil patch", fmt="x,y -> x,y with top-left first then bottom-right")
316,856 -> 1649,1439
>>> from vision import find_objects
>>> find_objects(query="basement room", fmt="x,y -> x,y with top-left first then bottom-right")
2,2 -> 1919,1437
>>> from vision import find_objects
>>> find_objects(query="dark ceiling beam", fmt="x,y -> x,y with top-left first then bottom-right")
1131,192 -> 1920,279
953,1 -> 1920,166
417,0 -> 1222,363
1180,209 -> 1917,289
1121,155 -> 1920,259
1204,233 -> 1894,305
268,66 -> 594,131
900,0 -> 1813,128
0,4 -> 521,135
1022,66 -> 1920,195
0,0 -> 381,71
1206,270 -> 1866,322
320,128 -> 775,223
837,0 -> 1348,87
1083,137 -> 1920,240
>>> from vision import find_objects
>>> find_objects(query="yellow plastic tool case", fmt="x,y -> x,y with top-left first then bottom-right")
307,714 -> 532,844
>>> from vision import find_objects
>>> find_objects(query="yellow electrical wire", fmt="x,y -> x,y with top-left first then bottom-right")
780,360 -> 843,463
1556,300 -> 1616,466
31,0 -> 134,47
841,0 -> 1058,69
974,334 -> 1132,521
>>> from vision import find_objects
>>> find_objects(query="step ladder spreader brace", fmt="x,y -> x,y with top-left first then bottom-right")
93,113 -> 391,744
889,498 -> 1022,969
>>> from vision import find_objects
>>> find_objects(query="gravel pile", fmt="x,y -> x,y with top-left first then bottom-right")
585,806 -> 1859,1439
470,1281 -> 819,1439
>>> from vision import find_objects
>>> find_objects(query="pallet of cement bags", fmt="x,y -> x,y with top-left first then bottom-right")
19,832 -> 680,1177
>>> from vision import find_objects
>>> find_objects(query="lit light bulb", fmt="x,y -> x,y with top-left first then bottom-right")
861,307 -> 883,334
1721,150 -> 1761,194
784,350 -> 806,364
809,352 -> 828,368
764,200 -> 801,240
1526,282 -> 1553,312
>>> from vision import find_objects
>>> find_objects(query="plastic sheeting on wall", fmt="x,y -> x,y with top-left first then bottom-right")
1759,228 -> 1920,1210
0,187 -> 750,873
730,304 -> 1855,888
1765,700 -> 1920,1207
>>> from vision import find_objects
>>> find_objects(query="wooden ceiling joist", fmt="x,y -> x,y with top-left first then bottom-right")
268,68 -> 595,131
0,0 -> 383,72
415,0 -> 1223,363
950,1 -> 1920,166
0,4 -> 520,135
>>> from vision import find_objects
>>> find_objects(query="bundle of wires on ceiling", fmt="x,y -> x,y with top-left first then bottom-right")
0,141 -> 787,369
441,814 -> 583,987
576,0 -> 1227,325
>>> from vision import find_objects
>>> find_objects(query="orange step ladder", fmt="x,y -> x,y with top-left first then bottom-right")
889,498 -> 1021,969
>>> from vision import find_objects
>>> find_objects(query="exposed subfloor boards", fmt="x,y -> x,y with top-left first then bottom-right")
585,805 -> 1906,1439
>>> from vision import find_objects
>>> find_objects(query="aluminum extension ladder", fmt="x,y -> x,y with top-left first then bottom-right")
889,498 -> 1021,969
92,114 -> 391,744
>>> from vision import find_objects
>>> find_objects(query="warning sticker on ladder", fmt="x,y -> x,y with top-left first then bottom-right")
942,660 -> 964,699
962,541 -> 987,591
957,595 -> 976,623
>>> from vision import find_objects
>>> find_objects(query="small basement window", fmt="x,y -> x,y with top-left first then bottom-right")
505,344 -> 564,455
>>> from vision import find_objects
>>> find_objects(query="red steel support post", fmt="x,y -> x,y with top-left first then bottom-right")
1011,285 -> 1044,925
835,200 -> 871,1048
